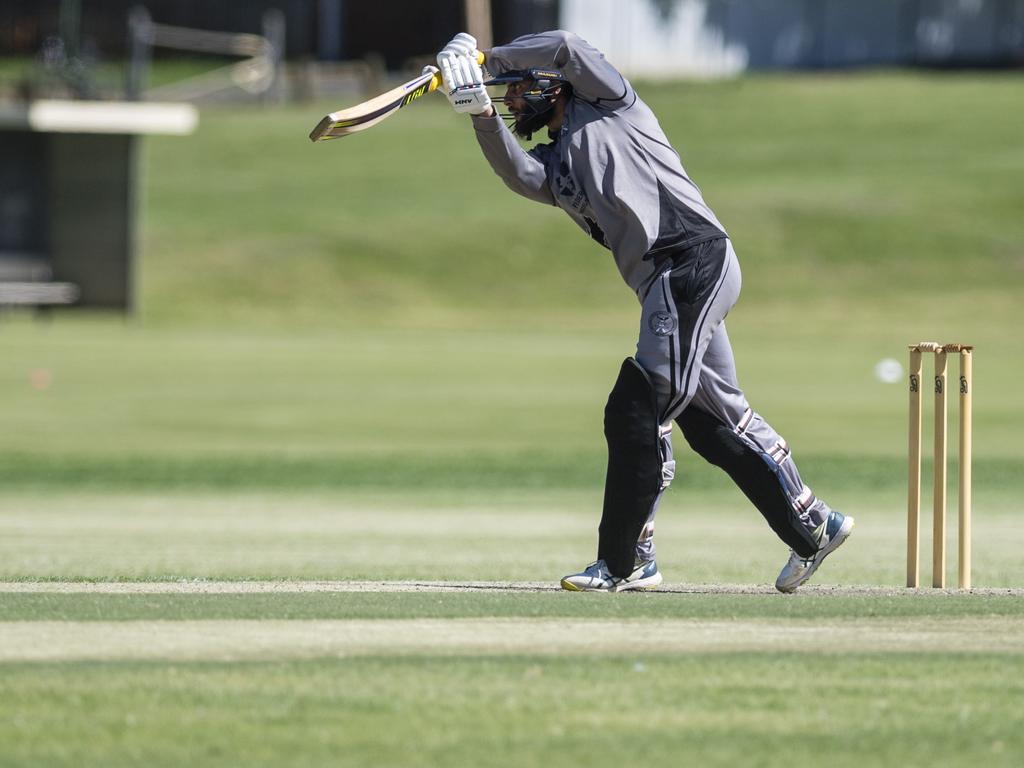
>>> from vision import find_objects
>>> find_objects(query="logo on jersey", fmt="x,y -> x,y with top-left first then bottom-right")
648,311 -> 677,336
556,161 -> 589,212
555,161 -> 608,247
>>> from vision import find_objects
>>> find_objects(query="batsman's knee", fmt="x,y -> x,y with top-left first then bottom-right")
604,358 -> 675,491
677,406 -> 737,467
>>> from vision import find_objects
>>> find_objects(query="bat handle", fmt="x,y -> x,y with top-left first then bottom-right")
429,50 -> 486,93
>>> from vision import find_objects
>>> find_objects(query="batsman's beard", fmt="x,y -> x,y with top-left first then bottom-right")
511,105 -> 555,140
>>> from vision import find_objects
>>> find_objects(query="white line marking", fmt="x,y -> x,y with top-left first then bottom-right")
2,581 -> 1022,595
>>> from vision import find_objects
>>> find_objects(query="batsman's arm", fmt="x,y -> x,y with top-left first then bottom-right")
470,112 -> 555,205
485,30 -> 631,105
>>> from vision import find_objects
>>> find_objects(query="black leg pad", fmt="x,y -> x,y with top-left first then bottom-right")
676,405 -> 817,556
598,358 -> 664,577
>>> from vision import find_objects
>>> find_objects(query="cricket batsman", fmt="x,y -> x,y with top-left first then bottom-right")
436,31 -> 854,592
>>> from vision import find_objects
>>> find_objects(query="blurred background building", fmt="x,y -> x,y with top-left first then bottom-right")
564,0 -> 1024,77
2,0 -> 1022,84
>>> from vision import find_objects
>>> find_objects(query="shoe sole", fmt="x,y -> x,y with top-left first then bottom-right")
560,572 -> 663,593
776,516 -> 855,593
612,572 -> 663,592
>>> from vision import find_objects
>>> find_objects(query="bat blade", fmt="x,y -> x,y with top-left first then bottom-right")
309,70 -> 441,142
309,52 -> 485,142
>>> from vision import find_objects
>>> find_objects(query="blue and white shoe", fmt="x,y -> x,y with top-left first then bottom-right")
560,559 -> 663,592
775,511 -> 855,593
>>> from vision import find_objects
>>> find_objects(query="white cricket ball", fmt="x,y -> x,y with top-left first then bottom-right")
874,358 -> 903,384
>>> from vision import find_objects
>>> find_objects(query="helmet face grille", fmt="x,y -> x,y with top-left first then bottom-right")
520,82 -> 561,109
484,68 -> 569,141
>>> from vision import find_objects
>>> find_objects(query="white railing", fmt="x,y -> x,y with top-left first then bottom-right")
126,6 -> 285,102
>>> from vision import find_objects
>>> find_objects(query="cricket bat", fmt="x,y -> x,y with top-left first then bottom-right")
309,51 -> 486,142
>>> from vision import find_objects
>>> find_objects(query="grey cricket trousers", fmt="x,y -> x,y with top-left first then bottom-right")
631,237 -> 833,562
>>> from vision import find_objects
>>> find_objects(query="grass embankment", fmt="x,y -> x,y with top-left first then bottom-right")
1,73 -> 1022,768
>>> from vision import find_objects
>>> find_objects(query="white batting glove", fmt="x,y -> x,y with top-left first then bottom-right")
437,32 -> 491,115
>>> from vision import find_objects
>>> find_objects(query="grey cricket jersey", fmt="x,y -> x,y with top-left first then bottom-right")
473,30 -> 727,297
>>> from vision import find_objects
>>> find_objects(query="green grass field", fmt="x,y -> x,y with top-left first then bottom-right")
1,71 -> 1023,766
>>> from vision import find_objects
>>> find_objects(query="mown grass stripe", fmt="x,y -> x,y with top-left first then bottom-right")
3,586 -> 1023,623
2,617 -> 1022,662
0,452 -> 1017,492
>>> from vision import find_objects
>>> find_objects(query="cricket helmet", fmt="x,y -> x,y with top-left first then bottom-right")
484,67 -> 570,139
